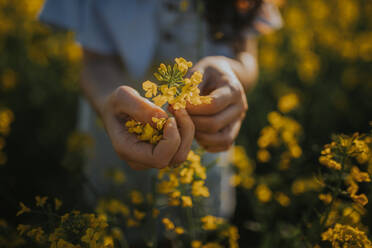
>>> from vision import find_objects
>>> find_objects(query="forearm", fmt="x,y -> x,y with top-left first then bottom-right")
80,50 -> 125,117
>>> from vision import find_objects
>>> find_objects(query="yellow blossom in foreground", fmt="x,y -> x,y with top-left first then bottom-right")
162,218 -> 175,230
318,193 -> 332,204
351,193 -> 368,206
35,196 -> 48,207
142,80 -> 157,98
181,196 -> 193,207
322,224 -> 371,247
343,207 -> 361,224
351,166 -> 371,183
16,202 -> 31,216
175,57 -> 193,73
192,180 -> 210,197
17,224 -> 31,235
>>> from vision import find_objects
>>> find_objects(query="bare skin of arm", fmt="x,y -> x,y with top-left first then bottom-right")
186,36 -> 258,152
80,49 -> 195,169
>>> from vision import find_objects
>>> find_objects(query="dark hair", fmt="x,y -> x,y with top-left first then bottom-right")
202,0 -> 263,43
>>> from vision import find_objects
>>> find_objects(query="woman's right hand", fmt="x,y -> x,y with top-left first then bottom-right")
101,85 -> 194,170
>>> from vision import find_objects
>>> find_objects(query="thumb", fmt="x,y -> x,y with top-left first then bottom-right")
112,86 -> 167,123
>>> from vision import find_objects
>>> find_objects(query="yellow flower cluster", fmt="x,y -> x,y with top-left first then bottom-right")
200,215 -> 225,231
319,142 -> 342,170
257,111 -> 302,166
229,146 -> 255,189
277,92 -> 300,113
125,58 -> 212,145
126,117 -> 166,144
96,194 -> 154,228
17,207 -> 110,248
161,218 -> 185,235
145,58 -> 211,110
255,184 -> 272,203
322,224 -> 371,248
157,150 -> 209,206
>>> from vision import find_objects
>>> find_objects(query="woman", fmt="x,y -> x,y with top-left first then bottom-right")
39,0 -> 282,244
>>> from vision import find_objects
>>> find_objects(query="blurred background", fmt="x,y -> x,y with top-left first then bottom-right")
0,0 -> 371,247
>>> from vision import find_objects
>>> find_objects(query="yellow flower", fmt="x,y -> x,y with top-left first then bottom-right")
153,95 -> 168,107
180,167 -> 194,184
138,123 -> 156,141
175,227 -> 185,234
257,149 -> 271,163
318,193 -> 332,204
192,180 -> 210,197
192,240 -> 202,248
278,93 -> 299,113
35,196 -> 48,207
54,198 -> 62,210
27,227 -> 45,243
255,184 -> 272,203
162,218 -> 175,230
127,218 -> 140,227
134,209 -> 146,220
190,71 -> 203,84
351,193 -> 368,206
142,80 -> 158,98
275,192 -> 291,207
152,117 -> 167,130
181,196 -> 193,207
152,208 -> 160,218
17,224 -> 31,235
200,215 -> 224,230
343,207 -> 360,224
322,224 -> 371,247
131,190 -> 144,205
16,202 -> 31,216
351,166 -> 371,183
175,57 -> 192,73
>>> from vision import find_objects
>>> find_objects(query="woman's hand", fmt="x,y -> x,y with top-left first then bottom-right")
186,56 -> 248,153
102,86 -> 194,170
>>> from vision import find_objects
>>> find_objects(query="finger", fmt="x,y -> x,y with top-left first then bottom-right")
112,86 -> 167,123
191,103 -> 245,134
204,146 -> 232,153
152,117 -> 181,168
186,85 -> 237,115
169,107 -> 195,166
195,120 -> 242,150
114,118 -> 180,169
126,160 -> 148,171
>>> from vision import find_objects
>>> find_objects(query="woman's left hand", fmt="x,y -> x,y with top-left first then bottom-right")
186,56 -> 248,153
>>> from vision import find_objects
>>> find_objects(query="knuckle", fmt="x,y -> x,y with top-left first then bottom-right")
221,134 -> 234,148
209,122 -> 221,133
153,157 -> 170,169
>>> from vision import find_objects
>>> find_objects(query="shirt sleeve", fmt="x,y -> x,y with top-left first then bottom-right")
244,2 -> 283,37
39,0 -> 116,54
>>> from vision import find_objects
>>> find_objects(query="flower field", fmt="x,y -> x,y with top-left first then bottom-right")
0,0 -> 371,247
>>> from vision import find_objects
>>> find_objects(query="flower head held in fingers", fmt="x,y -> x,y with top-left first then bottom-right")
147,57 -> 211,110
126,57 -> 211,145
